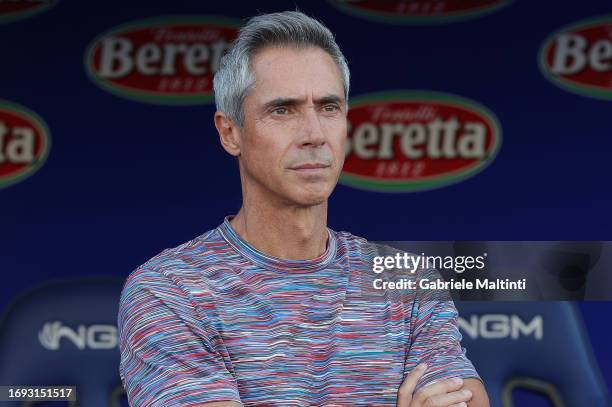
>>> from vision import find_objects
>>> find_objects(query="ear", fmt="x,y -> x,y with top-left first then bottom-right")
214,111 -> 241,157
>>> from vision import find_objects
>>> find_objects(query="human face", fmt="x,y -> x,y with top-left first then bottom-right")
238,45 -> 347,207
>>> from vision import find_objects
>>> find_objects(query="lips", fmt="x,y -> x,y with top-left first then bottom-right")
290,162 -> 330,170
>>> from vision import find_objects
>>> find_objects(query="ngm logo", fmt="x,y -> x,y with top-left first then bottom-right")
0,100 -> 50,189
540,15 -> 612,100
38,321 -> 118,350
341,91 -> 502,192
458,314 -> 543,340
85,16 -> 240,104
0,0 -> 57,24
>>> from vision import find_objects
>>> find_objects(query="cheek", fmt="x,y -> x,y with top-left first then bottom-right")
243,127 -> 287,173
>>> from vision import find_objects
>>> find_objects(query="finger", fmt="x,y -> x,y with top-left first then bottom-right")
448,403 -> 468,407
411,377 -> 464,404
424,389 -> 472,407
397,363 -> 427,407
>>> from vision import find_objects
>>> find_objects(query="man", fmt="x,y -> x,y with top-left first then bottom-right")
118,11 -> 489,407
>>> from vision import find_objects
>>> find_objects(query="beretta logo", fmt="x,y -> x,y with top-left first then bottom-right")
341,91 -> 502,192
85,16 -> 240,104
0,0 -> 57,24
0,100 -> 50,189
329,0 -> 512,24
539,15 -> 612,100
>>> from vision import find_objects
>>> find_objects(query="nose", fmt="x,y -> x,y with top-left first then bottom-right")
300,107 -> 326,148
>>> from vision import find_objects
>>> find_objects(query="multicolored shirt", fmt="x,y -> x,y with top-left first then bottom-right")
118,216 -> 481,406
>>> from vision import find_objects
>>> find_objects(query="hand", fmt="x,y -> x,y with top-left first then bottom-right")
397,363 -> 473,407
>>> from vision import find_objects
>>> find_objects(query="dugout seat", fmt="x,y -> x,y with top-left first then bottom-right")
455,301 -> 611,407
0,277 -> 127,407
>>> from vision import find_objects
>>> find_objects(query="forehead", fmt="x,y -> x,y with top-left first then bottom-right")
248,45 -> 344,102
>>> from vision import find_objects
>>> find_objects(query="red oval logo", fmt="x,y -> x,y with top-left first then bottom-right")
539,15 -> 612,100
0,0 -> 56,24
341,91 -> 502,192
85,16 -> 240,104
329,0 -> 512,24
0,100 -> 51,190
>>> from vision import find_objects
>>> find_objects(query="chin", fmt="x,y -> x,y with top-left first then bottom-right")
292,187 -> 333,206
297,195 -> 328,206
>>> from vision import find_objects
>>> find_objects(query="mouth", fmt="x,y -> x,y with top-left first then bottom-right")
289,162 -> 331,171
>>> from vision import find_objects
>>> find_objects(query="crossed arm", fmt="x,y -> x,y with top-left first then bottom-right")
192,373 -> 489,407
397,369 -> 489,407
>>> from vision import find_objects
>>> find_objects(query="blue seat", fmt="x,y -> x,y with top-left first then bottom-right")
0,277 -> 126,407
455,301 -> 611,407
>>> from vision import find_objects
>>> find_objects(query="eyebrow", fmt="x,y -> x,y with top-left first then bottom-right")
261,94 -> 344,111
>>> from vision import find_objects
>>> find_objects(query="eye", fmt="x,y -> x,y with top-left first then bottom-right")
323,104 -> 340,112
272,107 -> 289,115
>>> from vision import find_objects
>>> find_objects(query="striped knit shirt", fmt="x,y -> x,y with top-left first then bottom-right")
118,216 -> 481,406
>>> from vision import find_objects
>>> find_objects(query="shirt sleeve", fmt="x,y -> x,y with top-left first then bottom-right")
118,266 -> 242,406
403,267 -> 483,394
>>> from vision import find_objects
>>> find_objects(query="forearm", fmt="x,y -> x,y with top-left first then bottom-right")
464,378 -> 489,407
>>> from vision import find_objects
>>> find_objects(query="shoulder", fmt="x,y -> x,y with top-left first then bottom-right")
121,226 -> 231,297
333,229 -> 422,264
333,229 -> 383,256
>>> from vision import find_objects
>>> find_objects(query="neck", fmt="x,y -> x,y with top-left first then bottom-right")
230,198 -> 329,261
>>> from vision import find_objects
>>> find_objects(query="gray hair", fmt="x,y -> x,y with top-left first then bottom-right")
213,11 -> 350,127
